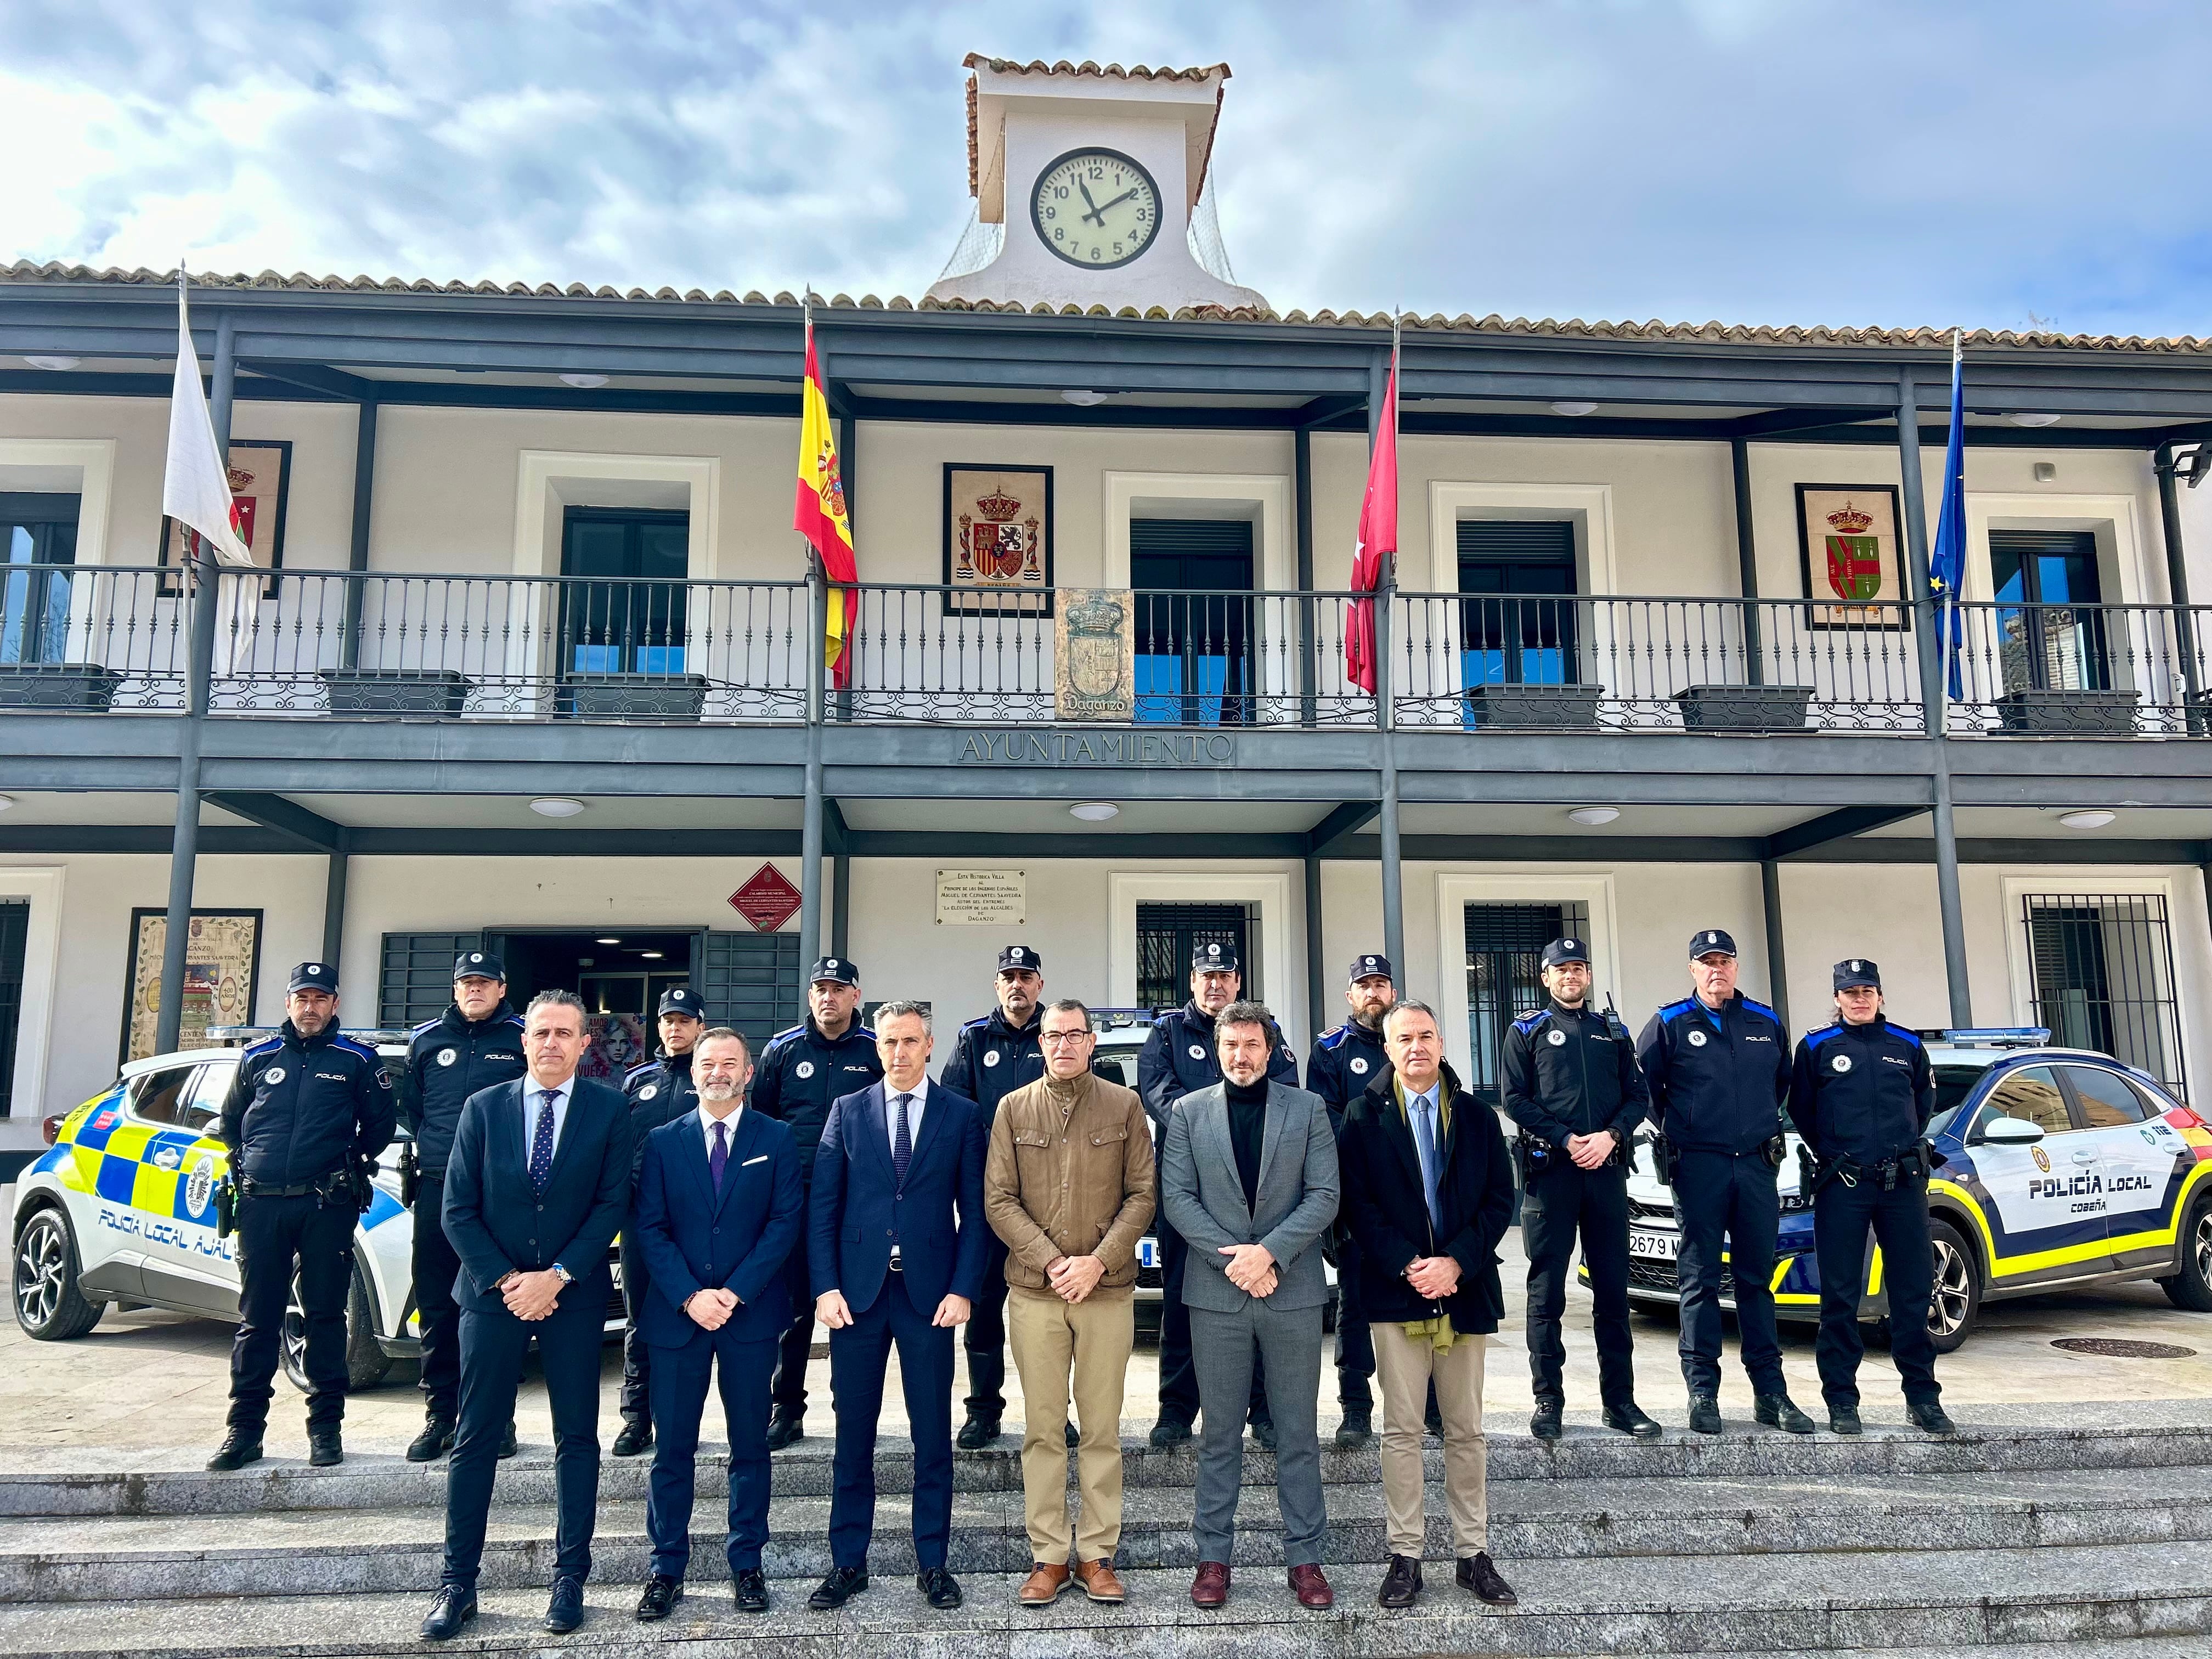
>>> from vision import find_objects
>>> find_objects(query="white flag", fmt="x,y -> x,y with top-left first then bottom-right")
162,275 -> 259,674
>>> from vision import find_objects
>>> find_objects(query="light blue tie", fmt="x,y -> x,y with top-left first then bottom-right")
1409,1092 -> 1442,1233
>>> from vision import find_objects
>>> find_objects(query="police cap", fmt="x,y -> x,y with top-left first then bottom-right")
1833,958 -> 1882,991
1192,940 -> 1240,973
1541,937 -> 1590,969
1348,953 -> 1395,985
287,961 -> 340,994
809,956 -> 860,987
1689,929 -> 1737,960
453,950 -> 506,982
658,986 -> 707,1019
997,945 -> 1043,975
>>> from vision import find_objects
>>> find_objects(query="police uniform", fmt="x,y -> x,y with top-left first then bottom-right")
1304,951 -> 1396,1428
1136,942 -> 1297,1436
1500,937 -> 1654,1434
212,962 -> 396,1468
396,953 -> 526,1453
616,985 -> 708,1443
1635,929 -> 1804,1426
749,956 -> 882,1432
1788,960 -> 1948,1432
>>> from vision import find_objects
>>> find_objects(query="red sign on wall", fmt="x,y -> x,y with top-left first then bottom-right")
729,864 -> 802,933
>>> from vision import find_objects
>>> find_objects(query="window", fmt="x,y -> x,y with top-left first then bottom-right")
2063,1064 -> 2152,1128
0,492 -> 80,668
1130,518 -> 1254,727
1137,902 -> 1251,1011
128,1065 -> 200,1126
2023,892 -> 2186,1096
182,1062 -> 233,1131
1990,529 -> 2109,693
1463,900 -> 1589,1108
559,507 -> 689,676
0,899 -> 25,1117
1457,520 -> 1578,690
1980,1064 -> 2074,1135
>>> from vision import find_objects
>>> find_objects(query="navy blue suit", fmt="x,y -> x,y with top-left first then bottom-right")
808,1080 -> 988,1571
633,1108 -> 804,1579
438,1076 -> 633,1591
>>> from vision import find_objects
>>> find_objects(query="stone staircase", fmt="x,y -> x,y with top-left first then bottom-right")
3,1415 -> 2211,1656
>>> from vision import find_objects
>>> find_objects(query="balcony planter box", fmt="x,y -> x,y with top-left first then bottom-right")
558,673 -> 709,720
1993,687 -> 2138,737
1462,684 -> 1604,730
1673,684 -> 1814,731
318,668 -> 472,716
0,663 -> 123,709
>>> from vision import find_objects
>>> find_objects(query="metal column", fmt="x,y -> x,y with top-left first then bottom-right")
1759,858 -> 1791,1035
340,398 -> 377,669
1730,437 -> 1765,685
2157,444 -> 2202,710
1370,352 -> 1406,980
321,834 -> 350,971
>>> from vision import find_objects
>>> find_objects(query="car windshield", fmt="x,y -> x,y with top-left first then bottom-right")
1926,1064 -> 1988,1138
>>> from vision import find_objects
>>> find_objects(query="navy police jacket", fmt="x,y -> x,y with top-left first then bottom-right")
220,1020 -> 396,1189
938,1006 -> 1045,1124
1500,1000 -> 1648,1150
1635,992 -> 1790,1156
1306,1018 -> 1391,1130
1787,1014 -> 1936,1167
749,1015 -> 883,1181
1137,1000 -> 1298,1139
623,1049 -> 698,1186
397,1002 -> 525,1176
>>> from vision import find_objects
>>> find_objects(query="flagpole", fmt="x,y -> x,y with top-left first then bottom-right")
1374,314 -> 1406,982
797,288 -> 827,963
1934,329 -> 1960,739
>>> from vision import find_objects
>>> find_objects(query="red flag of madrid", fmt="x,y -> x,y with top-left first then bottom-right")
1344,348 -> 1398,693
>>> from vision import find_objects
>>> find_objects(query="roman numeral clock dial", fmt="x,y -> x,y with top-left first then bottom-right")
1031,148 -> 1161,269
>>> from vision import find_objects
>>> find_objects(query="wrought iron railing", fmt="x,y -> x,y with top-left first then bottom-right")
1947,601 -> 2212,736
0,565 -> 191,711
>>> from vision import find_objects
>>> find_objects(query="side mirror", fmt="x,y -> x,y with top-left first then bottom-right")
1980,1114 -> 2045,1146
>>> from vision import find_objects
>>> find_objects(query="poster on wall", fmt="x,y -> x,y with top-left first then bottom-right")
944,464 -> 1052,612
160,439 -> 291,596
1796,483 -> 1908,630
122,909 -> 262,1063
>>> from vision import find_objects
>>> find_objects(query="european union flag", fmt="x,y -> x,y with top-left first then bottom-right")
1928,332 -> 1968,706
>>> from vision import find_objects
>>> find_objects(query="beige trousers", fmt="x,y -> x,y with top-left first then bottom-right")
1372,1320 -> 1488,1557
1006,1285 -> 1136,1564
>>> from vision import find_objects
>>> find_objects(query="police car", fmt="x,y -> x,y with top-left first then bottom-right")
1611,1029 -> 2212,1351
9,1029 -> 630,1389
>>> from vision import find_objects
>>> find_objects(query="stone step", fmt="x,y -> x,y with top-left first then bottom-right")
0,1543 -> 2207,1656
7,1465 -> 2212,1601
9,1417 -> 2210,1518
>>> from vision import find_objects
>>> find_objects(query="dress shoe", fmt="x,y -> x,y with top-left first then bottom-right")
765,1412 -> 805,1452
1190,1560 -> 1231,1607
1335,1407 -> 1373,1449
418,1584 -> 477,1641
1756,1392 -> 1815,1435
407,1416 -> 455,1463
205,1430 -> 263,1472
732,1567 -> 769,1612
544,1573 -> 584,1633
1065,1421 -> 1080,1447
1909,1399 -> 1958,1436
1018,1561 -> 1071,1605
1288,1563 -> 1334,1609
1688,1394 -> 1723,1435
1150,1415 -> 1193,1449
918,1566 -> 962,1608
1248,1415 -> 1278,1452
1074,1558 -> 1126,1603
1458,1551 -> 1517,1606
956,1411 -> 1000,1450
808,1564 -> 868,1611
1529,1402 -> 1563,1440
308,1427 -> 343,1467
1377,1553 -> 1421,1609
1603,1402 -> 1663,1438
635,1572 -> 682,1621
1828,1403 -> 1863,1435
612,1418 -> 652,1458
496,1419 -> 518,1460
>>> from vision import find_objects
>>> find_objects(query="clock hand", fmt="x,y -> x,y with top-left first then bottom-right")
1077,177 -> 1104,225
1092,188 -> 1141,218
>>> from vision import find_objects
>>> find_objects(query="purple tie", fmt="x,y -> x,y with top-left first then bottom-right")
710,1118 -> 729,1194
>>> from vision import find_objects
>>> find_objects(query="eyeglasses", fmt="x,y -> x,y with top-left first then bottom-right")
1040,1030 -> 1095,1046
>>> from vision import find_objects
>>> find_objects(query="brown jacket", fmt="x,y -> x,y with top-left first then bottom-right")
985,1069 -> 1156,1292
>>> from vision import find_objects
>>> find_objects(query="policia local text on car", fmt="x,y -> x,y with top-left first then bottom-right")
208,961 -> 396,1472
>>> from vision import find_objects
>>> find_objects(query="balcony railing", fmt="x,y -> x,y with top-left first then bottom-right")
7,567 -> 2211,739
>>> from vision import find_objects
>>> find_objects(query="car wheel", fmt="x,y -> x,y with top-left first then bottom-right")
284,1262 -> 393,1393
2158,1193 -> 2212,1312
1925,1218 -> 1979,1354
12,1206 -> 105,1340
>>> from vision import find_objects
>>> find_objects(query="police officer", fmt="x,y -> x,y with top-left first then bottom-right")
1788,960 -> 1955,1437
937,943 -> 1046,1448
208,962 -> 396,1472
1636,929 -> 1813,1437
613,985 -> 708,1458
1136,940 -> 1296,1449
749,956 -> 883,1449
396,951 -> 527,1464
1305,952 -> 1395,1448
1501,936 -> 1657,1441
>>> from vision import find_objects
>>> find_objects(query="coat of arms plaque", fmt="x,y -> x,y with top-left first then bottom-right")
945,464 -> 1052,612
1055,588 -> 1135,721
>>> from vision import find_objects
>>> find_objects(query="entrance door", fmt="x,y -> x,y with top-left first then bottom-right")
0,493 -> 80,667
1458,520 -> 1578,690
1463,900 -> 1587,1109
481,928 -> 699,1083
559,507 -> 690,676
1131,518 -> 1255,726
0,899 -> 25,1119
1990,529 -> 2108,693
1137,902 -> 1252,1011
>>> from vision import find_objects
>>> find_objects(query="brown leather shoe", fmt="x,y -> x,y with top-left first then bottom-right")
1017,1562 -> 1071,1606
1073,1559 -> 1126,1603
1190,1560 -> 1230,1607
1288,1563 -> 1335,1609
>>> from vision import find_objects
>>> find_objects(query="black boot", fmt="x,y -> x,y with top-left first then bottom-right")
612,1418 -> 652,1458
955,1411 -> 1000,1450
1755,1392 -> 1815,1435
1528,1402 -> 1562,1441
407,1415 -> 456,1463
766,1411 -> 805,1451
1602,1402 -> 1662,1438
307,1425 -> 343,1467
1687,1394 -> 1723,1435
1335,1406 -> 1373,1448
1149,1414 -> 1193,1449
496,1419 -> 519,1459
206,1429 -> 263,1472
1908,1398 -> 1957,1436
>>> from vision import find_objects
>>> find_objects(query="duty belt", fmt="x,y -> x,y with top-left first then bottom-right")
239,1180 -> 319,1198
888,1244 -> 903,1272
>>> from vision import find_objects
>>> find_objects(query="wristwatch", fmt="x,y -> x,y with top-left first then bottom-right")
550,1263 -> 574,1286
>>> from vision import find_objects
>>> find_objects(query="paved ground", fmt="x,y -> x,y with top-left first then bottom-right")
9,1181 -> 2211,1460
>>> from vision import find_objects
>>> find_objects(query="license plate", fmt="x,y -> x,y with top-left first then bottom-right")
1628,1229 -> 1679,1262
1139,1238 -> 1158,1268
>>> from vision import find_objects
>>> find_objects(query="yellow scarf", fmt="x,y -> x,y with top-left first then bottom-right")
1391,1073 -> 1464,1351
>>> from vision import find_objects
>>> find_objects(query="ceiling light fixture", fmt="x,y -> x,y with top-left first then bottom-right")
639,950 -> 664,959
2008,411 -> 2062,428
558,372 -> 609,389
2057,809 -> 2116,830
23,356 -> 80,371
1069,802 -> 1120,822
0,794 -> 15,811
529,797 -> 587,818
1550,400 -> 1598,417
1567,806 -> 1620,826
596,936 -> 620,945
1061,389 -> 1108,406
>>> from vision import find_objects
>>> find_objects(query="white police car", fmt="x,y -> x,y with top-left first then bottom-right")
1612,1029 -> 2212,1351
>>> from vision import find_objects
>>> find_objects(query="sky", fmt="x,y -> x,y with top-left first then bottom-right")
2,0 -> 2209,338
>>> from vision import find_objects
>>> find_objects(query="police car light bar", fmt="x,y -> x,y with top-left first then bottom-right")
206,1025 -> 415,1047
1921,1027 -> 2053,1048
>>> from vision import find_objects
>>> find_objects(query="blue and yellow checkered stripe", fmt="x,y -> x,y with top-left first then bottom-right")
40,1091 -> 229,1226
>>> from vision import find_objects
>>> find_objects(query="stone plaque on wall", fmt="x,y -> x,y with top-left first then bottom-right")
1054,588 -> 1135,721
936,869 -> 1026,926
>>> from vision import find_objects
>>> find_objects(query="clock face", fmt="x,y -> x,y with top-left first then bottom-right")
1031,148 -> 1163,270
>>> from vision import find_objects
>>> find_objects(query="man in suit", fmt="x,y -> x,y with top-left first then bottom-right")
420,990 -> 633,1643
616,984 -> 710,1458
1159,998 -> 1340,1613
806,1000 -> 988,1612
630,1026 -> 804,1620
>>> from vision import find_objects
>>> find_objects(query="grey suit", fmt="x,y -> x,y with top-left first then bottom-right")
1159,1080 -> 1340,1567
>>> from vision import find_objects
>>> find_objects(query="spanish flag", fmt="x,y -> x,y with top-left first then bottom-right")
792,311 -> 857,686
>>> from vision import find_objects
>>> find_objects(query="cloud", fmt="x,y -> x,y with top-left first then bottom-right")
2,0 -> 2208,336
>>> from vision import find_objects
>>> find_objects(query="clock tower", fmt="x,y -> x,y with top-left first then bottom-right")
926,55 -> 1268,314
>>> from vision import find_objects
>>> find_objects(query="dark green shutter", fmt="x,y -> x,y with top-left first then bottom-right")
698,932 -> 805,1054
379,932 -> 482,1027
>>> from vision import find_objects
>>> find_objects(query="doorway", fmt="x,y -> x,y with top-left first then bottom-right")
1137,901 -> 1255,1011
1990,528 -> 2109,693
1131,517 -> 1256,726
559,506 -> 690,676
0,493 -> 80,668
482,927 -> 700,1084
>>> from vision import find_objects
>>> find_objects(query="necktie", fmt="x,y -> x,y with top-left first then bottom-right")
530,1090 -> 557,1194
710,1118 -> 729,1195
891,1092 -> 913,1188
1410,1092 -> 1442,1233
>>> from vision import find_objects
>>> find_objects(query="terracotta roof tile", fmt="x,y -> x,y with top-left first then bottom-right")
961,55 -> 1232,201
